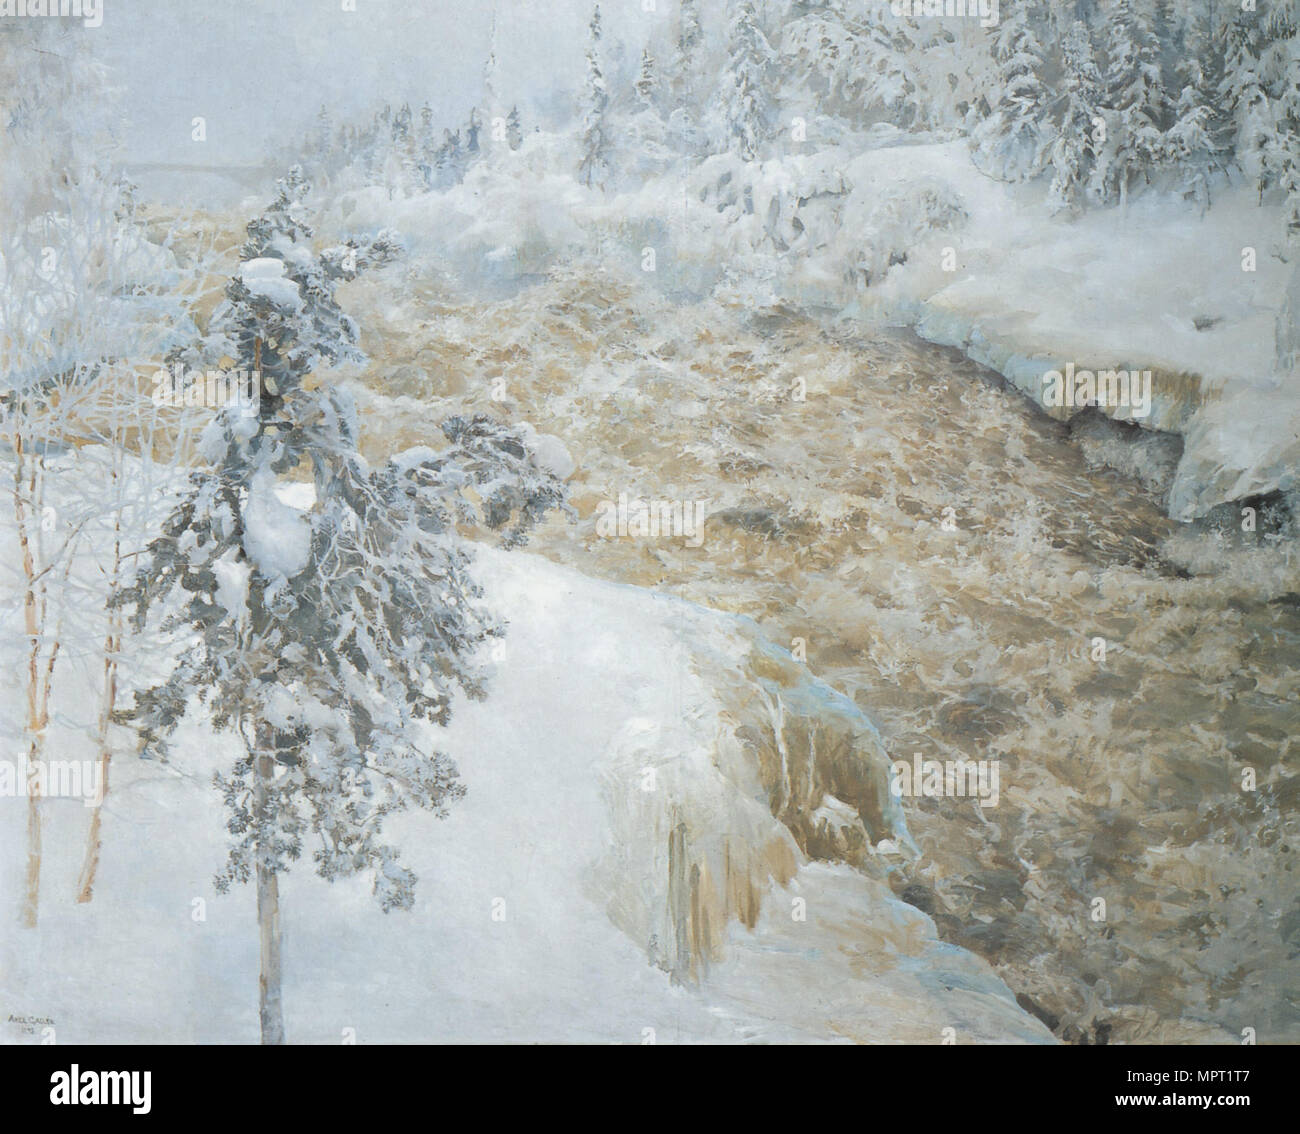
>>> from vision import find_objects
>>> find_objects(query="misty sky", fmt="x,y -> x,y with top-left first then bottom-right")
89,0 -> 676,170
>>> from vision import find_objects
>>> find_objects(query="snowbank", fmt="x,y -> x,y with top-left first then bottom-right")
844,142 -> 1297,521
0,463 -> 1050,1040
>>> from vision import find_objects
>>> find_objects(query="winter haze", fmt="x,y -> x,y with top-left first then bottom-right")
0,0 -> 1297,1052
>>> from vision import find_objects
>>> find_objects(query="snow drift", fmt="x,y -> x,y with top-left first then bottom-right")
0,477 -> 1050,1041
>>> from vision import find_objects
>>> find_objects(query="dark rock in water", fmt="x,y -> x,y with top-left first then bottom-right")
936,689 -> 1018,742
965,868 -> 1027,910
900,884 -> 936,915
1015,992 -> 1061,1033
711,505 -> 808,540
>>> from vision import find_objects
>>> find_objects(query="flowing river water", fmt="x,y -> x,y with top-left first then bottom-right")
333,262 -> 1300,1043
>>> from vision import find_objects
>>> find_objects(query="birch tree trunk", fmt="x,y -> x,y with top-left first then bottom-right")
15,435 -> 43,929
76,462 -> 123,904
75,614 -> 119,903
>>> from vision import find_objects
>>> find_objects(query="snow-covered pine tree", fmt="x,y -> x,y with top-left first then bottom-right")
1070,0 -> 1102,25
578,6 -> 612,190
636,46 -> 659,111
507,105 -> 524,152
877,6 -> 941,131
1174,2 -> 1231,146
340,123 -> 359,170
971,0 -> 1051,182
1047,20 -> 1105,215
721,0 -> 776,162
1093,0 -> 1168,206
117,174 -> 570,1044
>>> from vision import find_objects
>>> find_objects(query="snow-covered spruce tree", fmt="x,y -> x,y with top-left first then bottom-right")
435,128 -> 465,189
311,105 -> 334,178
722,0 -> 776,162
674,0 -> 704,93
360,110 -> 387,185
636,46 -> 659,111
484,10 -> 502,122
116,176 -> 570,1044
1164,2 -> 1226,214
417,103 -> 437,155
466,107 -> 483,159
1277,2 -> 1300,371
1152,0 -> 1180,103
578,6 -> 613,190
1261,0 -> 1299,108
1219,2 -> 1273,201
1091,0 -> 1168,206
780,2 -> 924,131
1047,19 -> 1105,215
507,106 -> 524,152
971,0 -> 1051,181
392,102 -> 413,146
780,2 -> 860,115
862,4 -> 927,129
1262,0 -> 1300,235
415,104 -> 438,188
1278,32 -> 1300,243
667,0 -> 705,149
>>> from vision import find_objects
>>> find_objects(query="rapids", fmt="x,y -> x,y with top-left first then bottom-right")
343,264 -> 1299,1043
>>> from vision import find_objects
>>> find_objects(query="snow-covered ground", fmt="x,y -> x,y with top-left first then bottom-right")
0,463 -> 1051,1043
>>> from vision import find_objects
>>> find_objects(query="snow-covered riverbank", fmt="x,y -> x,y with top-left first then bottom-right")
844,143 -> 1298,523
0,459 -> 1051,1043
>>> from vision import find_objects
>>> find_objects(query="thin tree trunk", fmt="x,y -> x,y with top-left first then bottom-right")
77,470 -> 122,904
15,434 -> 42,929
75,617 -> 119,903
23,563 -> 61,929
254,732 -> 285,1045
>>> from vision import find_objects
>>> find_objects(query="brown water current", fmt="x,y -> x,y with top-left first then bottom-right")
342,263 -> 1299,1044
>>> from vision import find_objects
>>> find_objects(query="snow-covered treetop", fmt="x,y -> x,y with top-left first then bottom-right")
119,181 -> 572,914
